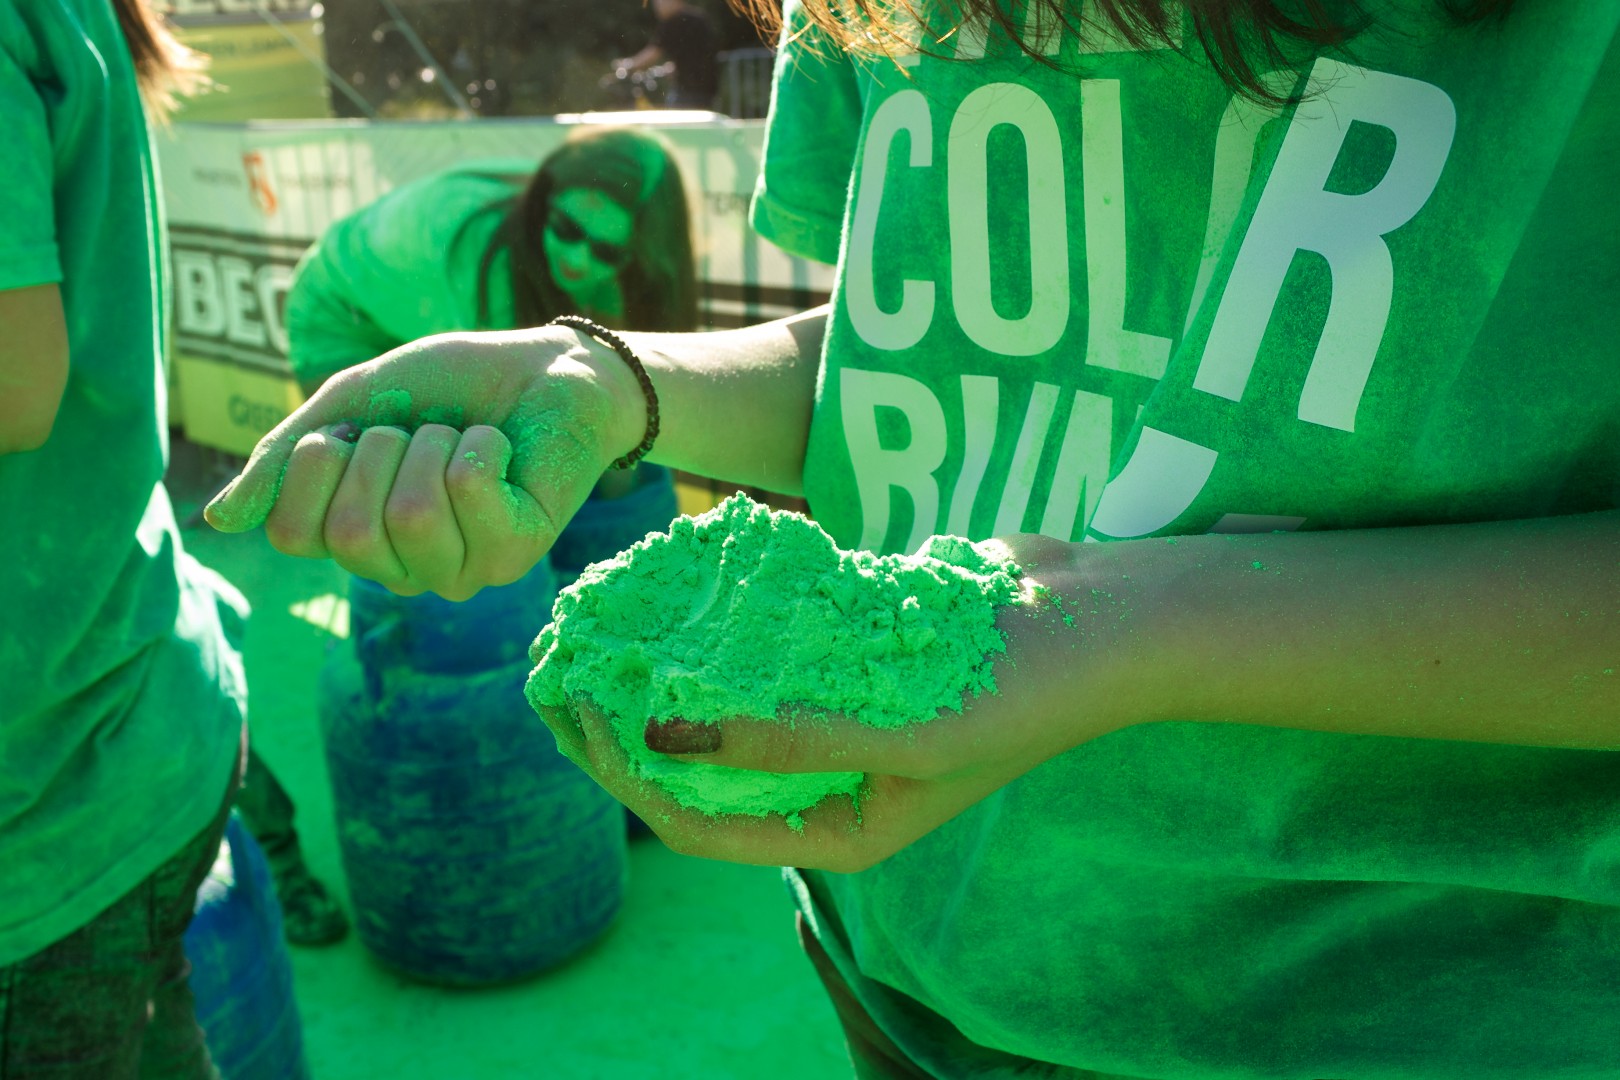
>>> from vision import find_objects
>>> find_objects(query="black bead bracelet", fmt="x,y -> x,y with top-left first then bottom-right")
547,315 -> 660,471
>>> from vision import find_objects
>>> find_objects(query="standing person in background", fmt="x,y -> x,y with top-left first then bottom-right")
613,0 -> 720,110
208,0 -> 1620,1075
0,0 -> 245,1076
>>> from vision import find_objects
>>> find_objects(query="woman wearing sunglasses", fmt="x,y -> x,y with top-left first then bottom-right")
286,124 -> 697,394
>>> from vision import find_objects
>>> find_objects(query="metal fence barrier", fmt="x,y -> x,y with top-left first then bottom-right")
717,46 -> 775,119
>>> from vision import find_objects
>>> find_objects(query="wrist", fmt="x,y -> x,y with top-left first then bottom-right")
1005,535 -> 1178,744
548,320 -> 653,469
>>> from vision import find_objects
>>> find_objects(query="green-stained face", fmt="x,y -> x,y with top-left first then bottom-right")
544,187 -> 634,316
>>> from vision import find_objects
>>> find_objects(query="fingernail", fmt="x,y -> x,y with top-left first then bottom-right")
645,717 -> 721,755
331,422 -> 361,443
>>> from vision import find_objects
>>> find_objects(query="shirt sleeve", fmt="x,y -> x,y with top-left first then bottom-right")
0,5 -> 62,292
283,169 -> 513,385
749,0 -> 862,266
282,230 -> 405,388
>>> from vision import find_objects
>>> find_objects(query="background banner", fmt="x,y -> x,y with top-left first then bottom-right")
157,115 -> 834,455
164,0 -> 333,123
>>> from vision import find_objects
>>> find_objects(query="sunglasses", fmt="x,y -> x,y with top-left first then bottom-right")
546,207 -> 632,269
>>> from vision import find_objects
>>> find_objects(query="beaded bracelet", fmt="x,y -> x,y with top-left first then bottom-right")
547,315 -> 660,471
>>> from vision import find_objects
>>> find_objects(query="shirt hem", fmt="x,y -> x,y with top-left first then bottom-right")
0,246 -> 63,292
750,185 -> 843,266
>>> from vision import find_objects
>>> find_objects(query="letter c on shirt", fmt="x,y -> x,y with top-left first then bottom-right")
848,91 -> 935,351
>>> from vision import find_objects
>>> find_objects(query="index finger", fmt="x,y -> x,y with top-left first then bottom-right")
203,366 -> 394,533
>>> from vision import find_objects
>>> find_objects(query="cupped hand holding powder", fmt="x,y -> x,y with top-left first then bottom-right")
547,684 -> 1071,872
527,495 -> 1106,870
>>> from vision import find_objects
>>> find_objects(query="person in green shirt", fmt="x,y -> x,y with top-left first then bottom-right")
209,0 -> 1620,1075
282,125 -> 698,849
284,124 -> 698,396
1,0 -> 243,1075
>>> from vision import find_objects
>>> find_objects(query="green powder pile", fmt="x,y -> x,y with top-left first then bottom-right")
526,493 -> 1023,825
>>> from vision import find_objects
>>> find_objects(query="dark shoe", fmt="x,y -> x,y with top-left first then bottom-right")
274,865 -> 350,946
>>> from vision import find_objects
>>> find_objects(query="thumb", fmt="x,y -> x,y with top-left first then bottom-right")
201,421 -> 307,533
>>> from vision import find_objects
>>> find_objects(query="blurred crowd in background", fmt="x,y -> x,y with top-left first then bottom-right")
316,0 -> 773,118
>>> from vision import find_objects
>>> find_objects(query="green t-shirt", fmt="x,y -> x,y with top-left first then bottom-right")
283,163 -> 526,386
754,0 -> 1620,1075
0,0 -> 245,964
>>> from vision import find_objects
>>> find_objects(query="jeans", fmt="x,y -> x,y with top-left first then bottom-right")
0,728 -> 244,1080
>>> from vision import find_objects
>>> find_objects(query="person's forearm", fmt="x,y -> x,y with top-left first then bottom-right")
620,45 -> 664,72
1048,511 -> 1620,750
614,308 -> 826,496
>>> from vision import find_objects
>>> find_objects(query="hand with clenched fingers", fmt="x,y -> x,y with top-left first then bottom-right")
204,326 -> 644,601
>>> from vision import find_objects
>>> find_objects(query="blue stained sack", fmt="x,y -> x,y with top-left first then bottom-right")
326,509 -> 632,986
320,561 -> 628,985
346,554 -> 558,676
184,813 -> 312,1080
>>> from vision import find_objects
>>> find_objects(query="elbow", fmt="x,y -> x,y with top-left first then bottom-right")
0,401 -> 64,455
0,367 -> 69,456
0,283 -> 71,455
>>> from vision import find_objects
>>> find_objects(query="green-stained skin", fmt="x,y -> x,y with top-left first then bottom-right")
543,187 -> 631,322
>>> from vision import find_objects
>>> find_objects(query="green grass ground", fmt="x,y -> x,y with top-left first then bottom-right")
170,443 -> 850,1080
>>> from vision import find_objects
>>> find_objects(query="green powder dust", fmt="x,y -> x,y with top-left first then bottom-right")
526,493 -> 1023,824
365,388 -> 414,421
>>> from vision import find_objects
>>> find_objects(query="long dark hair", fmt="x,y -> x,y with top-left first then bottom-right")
477,127 -> 699,332
730,0 -> 1516,103
112,0 -> 208,120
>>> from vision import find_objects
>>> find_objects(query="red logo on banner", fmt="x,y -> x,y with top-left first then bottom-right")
242,152 -> 278,216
